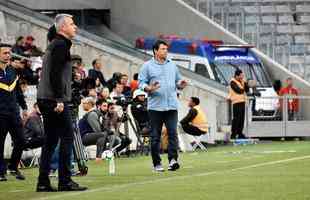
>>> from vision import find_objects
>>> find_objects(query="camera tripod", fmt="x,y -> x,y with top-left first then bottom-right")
69,106 -> 88,175
118,106 -> 149,156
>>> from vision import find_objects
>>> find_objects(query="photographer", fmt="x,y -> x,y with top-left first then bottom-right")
78,97 -> 112,162
131,89 -> 150,135
110,82 -> 124,100
101,102 -> 131,153
110,82 -> 125,117
119,74 -> 131,98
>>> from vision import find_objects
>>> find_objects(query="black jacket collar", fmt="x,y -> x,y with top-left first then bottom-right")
54,33 -> 72,48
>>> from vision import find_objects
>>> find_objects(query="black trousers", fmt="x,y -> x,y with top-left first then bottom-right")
148,110 -> 178,167
37,100 -> 73,185
231,102 -> 246,139
0,113 -> 25,175
181,123 -> 206,136
82,132 -> 108,158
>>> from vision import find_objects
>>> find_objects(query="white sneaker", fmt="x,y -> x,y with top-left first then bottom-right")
153,164 -> 165,172
168,159 -> 180,171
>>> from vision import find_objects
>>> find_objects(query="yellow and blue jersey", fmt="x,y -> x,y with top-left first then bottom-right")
0,65 -> 20,115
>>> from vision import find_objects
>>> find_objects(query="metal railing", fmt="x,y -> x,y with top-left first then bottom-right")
245,96 -> 310,137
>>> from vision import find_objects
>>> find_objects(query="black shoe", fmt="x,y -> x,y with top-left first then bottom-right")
0,174 -> 7,182
36,184 -> 58,192
168,159 -> 180,171
8,169 -> 25,180
58,181 -> 88,191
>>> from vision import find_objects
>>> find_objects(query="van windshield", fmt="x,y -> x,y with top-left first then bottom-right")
210,62 -> 271,87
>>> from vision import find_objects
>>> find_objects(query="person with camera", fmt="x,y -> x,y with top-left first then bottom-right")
139,40 -> 187,172
0,44 -> 27,182
110,82 -> 124,99
228,69 -> 249,139
78,97 -> 112,163
101,102 -> 131,153
131,89 -> 150,135
119,74 -> 131,98
110,82 -> 125,116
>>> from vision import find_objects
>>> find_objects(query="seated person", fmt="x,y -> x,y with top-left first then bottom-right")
119,74 -> 131,98
109,82 -> 125,116
110,82 -> 125,100
78,97 -> 113,162
97,87 -> 111,102
131,89 -> 150,135
100,101 -> 131,153
180,97 -> 208,136
23,102 -> 45,149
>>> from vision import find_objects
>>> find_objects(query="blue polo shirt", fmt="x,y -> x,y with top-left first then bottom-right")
138,58 -> 181,111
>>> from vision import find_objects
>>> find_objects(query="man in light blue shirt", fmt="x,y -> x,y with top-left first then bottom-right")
139,40 -> 187,172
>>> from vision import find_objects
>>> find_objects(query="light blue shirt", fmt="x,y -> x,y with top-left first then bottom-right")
138,58 -> 182,111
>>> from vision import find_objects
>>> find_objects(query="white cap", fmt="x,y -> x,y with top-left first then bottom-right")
133,89 -> 147,99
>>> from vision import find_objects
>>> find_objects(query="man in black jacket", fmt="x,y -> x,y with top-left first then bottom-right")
0,44 -> 27,182
36,14 -> 87,192
88,59 -> 106,86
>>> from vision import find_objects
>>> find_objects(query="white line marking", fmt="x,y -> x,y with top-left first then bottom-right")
31,155 -> 310,200
9,190 -> 26,193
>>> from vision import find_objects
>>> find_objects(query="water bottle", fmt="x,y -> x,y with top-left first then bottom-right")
109,156 -> 115,175
102,150 -> 116,175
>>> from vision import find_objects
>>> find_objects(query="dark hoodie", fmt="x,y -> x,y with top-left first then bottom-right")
47,25 -> 57,43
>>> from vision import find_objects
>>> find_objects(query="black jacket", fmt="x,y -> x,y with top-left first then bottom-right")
37,34 -> 72,102
131,99 -> 149,128
24,112 -> 44,139
180,107 -> 198,125
88,69 -> 106,86
230,80 -> 249,94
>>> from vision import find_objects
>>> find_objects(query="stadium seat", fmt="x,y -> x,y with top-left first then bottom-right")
276,5 -> 291,13
296,5 -> 310,13
260,6 -> 276,14
279,15 -> 294,24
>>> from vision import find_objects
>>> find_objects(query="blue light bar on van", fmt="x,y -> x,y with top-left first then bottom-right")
209,44 -> 259,64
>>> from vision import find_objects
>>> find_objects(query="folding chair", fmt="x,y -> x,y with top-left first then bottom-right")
191,136 -> 207,151
20,148 -> 41,168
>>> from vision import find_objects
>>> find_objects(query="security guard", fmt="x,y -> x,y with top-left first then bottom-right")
228,69 -> 249,139
0,43 -> 26,181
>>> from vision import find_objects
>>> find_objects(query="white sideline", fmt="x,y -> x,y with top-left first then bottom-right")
32,155 -> 310,200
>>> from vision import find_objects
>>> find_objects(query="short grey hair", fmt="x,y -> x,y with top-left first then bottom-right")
82,97 -> 96,106
54,13 -> 73,32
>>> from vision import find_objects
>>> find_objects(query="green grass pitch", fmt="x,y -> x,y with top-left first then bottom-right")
1,141 -> 310,200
